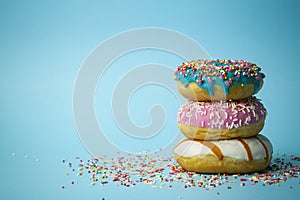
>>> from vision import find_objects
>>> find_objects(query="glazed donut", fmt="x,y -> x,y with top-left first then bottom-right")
177,97 -> 267,140
173,134 -> 273,173
174,59 -> 265,101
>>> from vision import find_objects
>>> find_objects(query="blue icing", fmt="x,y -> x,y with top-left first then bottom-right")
175,60 -> 264,96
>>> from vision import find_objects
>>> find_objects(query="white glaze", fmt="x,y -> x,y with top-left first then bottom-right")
212,139 -> 247,160
174,140 -> 212,157
174,134 -> 273,161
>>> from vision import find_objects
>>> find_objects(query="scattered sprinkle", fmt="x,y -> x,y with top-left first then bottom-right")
240,178 -> 247,181
61,152 -> 300,190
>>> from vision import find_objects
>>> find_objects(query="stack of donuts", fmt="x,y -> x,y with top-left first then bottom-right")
173,59 -> 273,173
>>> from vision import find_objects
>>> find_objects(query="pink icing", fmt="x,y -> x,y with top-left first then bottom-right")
177,97 -> 267,129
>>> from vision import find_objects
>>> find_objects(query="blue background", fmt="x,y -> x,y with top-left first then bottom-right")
0,0 -> 299,199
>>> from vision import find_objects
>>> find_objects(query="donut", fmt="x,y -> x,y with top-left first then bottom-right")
177,97 -> 267,140
173,134 -> 273,173
174,59 -> 265,101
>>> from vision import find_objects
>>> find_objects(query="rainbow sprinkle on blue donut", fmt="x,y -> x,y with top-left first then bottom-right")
174,59 -> 265,96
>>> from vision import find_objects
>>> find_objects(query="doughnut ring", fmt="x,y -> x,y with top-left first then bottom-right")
173,134 -> 273,173
177,97 -> 267,140
174,59 -> 265,101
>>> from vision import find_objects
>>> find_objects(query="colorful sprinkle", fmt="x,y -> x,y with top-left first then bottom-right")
174,59 -> 264,96
61,152 -> 300,190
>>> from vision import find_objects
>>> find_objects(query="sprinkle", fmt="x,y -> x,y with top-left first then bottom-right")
61,152 -> 300,191
239,119 -> 242,126
174,59 -> 264,94
178,97 -> 265,130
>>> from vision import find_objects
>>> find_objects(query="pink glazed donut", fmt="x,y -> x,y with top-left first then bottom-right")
177,97 -> 267,140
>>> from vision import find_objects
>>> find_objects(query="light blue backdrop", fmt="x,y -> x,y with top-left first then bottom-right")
0,0 -> 299,199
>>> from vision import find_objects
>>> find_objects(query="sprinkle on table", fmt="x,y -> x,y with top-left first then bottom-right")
61,152 -> 300,190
